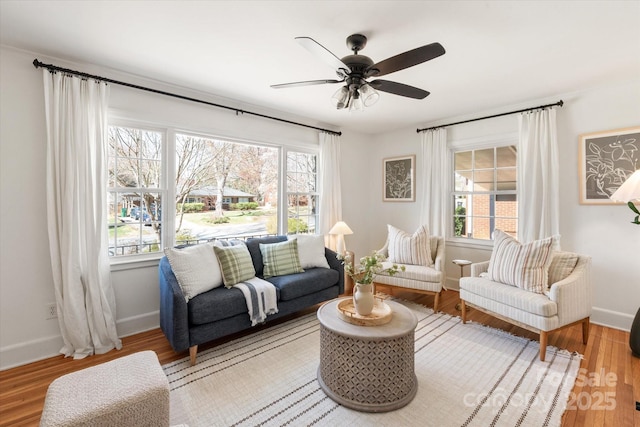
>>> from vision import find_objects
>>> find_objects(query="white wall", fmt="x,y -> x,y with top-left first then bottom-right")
0,46 -> 359,369
364,81 -> 640,332
1,44 -> 638,370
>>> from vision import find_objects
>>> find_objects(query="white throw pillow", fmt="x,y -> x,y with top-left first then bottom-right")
386,224 -> 433,267
288,234 -> 330,269
487,230 -> 558,294
164,243 -> 223,301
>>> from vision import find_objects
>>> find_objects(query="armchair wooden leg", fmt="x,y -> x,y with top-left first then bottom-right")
433,291 -> 440,313
461,300 -> 467,324
539,331 -> 548,361
582,318 -> 590,344
189,345 -> 198,366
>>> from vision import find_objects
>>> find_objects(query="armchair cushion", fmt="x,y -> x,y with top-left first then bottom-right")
487,230 -> 558,294
547,251 -> 579,288
386,224 -> 433,266
380,261 -> 442,283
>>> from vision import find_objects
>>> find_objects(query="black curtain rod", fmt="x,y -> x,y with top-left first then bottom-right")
416,100 -> 564,133
33,59 -> 342,137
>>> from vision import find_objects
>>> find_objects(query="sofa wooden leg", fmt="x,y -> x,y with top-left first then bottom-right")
189,345 -> 198,366
461,300 -> 467,323
582,318 -> 590,344
539,331 -> 548,361
433,292 -> 440,313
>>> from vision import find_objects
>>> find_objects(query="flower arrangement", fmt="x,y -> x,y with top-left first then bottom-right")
339,251 -> 405,285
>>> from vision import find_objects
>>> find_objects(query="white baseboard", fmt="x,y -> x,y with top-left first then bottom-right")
0,334 -> 63,371
0,310 -> 161,371
591,306 -> 633,332
116,310 -> 160,338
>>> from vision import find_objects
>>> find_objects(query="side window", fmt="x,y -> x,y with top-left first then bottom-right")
286,151 -> 318,234
107,126 -> 164,256
452,145 -> 517,240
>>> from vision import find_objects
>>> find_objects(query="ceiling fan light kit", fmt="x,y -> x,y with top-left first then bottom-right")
272,34 -> 445,111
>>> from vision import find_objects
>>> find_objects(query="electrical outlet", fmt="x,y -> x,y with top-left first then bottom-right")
46,303 -> 57,320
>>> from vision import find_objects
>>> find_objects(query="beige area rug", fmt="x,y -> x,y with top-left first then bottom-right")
163,299 -> 581,427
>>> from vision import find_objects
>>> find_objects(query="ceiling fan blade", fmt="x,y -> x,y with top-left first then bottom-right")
369,79 -> 430,99
367,42 -> 445,77
271,79 -> 343,89
295,36 -> 351,74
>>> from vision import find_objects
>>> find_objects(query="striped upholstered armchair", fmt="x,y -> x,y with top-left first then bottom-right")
459,231 -> 593,361
373,225 -> 445,312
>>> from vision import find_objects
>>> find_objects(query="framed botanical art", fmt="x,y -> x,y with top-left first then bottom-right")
383,155 -> 415,202
579,126 -> 640,204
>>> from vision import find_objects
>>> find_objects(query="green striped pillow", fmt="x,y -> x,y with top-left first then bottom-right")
213,243 -> 256,288
259,239 -> 304,278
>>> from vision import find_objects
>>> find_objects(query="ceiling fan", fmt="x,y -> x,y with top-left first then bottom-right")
271,34 -> 445,111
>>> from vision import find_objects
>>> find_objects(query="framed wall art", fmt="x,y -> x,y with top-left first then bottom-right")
383,155 -> 415,202
579,126 -> 640,204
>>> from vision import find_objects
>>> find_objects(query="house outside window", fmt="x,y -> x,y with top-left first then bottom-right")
452,145 -> 517,241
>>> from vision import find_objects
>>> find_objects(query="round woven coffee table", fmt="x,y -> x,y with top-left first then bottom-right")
316,298 -> 418,412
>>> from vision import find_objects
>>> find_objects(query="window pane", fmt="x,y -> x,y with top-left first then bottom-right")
497,145 -> 517,167
453,195 -> 468,237
470,217 -> 491,240
474,148 -> 494,169
473,170 -> 494,191
175,133 -> 279,243
497,168 -> 516,191
455,151 -> 472,170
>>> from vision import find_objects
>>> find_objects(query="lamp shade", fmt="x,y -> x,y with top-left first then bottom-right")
610,170 -> 640,202
329,221 -> 353,235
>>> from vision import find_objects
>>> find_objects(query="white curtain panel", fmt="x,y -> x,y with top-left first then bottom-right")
419,128 -> 448,237
318,132 -> 342,251
517,108 -> 560,243
43,71 -> 122,359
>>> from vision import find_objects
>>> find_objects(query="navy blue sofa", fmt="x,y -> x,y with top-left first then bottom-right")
159,235 -> 344,365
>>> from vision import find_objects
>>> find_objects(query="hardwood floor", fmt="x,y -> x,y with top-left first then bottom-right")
1,289 -> 638,426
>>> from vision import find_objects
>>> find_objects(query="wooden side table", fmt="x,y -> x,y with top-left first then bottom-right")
342,250 -> 355,296
453,259 -> 472,311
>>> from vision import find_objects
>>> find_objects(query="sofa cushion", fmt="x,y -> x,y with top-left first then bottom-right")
246,236 -> 287,277
379,262 -> 442,283
260,239 -> 305,278
267,268 -> 339,301
386,224 -> 433,267
547,251 -> 579,286
461,276 -> 558,317
487,230 -> 557,294
213,243 -> 256,288
164,243 -> 222,302
288,234 -> 331,269
188,285 -> 282,325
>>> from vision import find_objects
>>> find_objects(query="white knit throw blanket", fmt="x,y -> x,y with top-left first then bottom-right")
235,277 -> 278,326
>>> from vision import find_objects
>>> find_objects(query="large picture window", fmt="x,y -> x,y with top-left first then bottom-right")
452,145 -> 517,240
108,124 -> 316,258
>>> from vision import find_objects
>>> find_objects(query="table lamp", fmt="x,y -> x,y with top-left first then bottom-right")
610,169 -> 640,225
329,221 -> 353,256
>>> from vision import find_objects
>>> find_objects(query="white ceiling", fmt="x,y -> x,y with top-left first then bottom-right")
1,1 -> 639,134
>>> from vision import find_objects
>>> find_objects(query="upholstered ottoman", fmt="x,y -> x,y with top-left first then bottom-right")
40,351 -> 170,427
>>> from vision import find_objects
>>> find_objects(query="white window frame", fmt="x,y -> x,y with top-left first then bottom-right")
447,133 -> 518,248
107,121 -> 169,262
108,118 -> 319,266
283,147 -> 319,235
